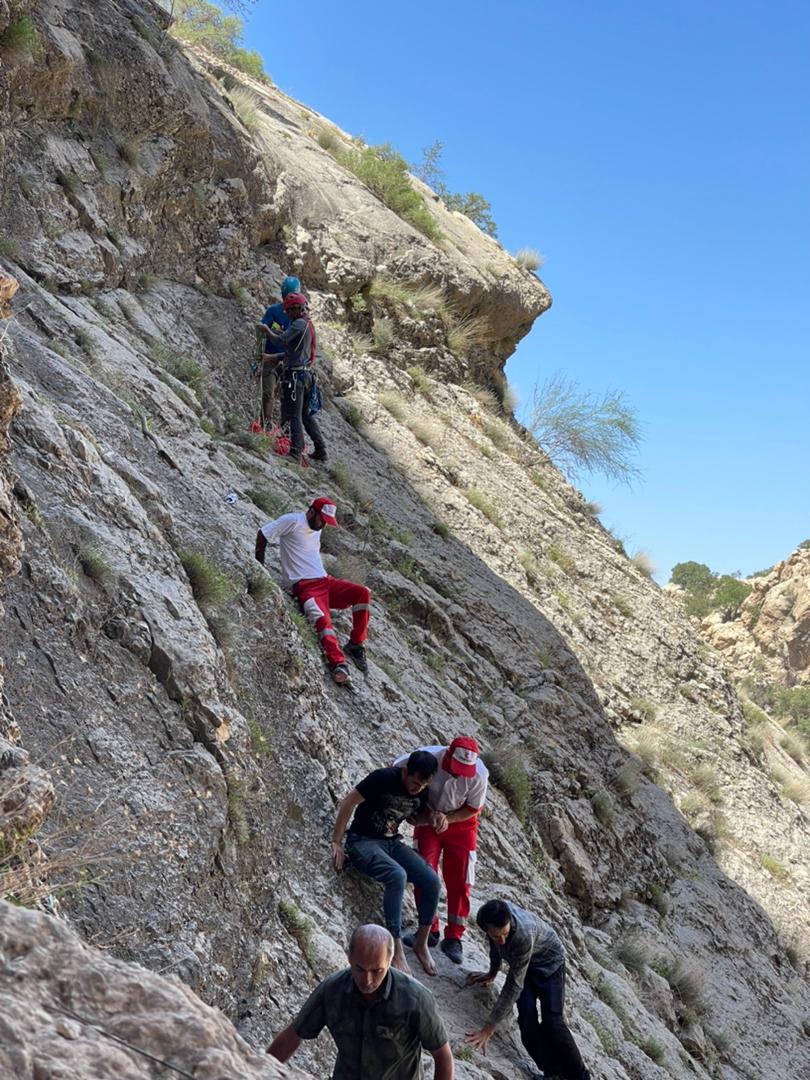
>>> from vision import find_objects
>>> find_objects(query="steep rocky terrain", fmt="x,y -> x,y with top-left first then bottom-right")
1,1 -> 809,1078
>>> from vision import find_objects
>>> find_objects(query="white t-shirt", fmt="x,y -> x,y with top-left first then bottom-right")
261,512 -> 326,583
394,745 -> 489,813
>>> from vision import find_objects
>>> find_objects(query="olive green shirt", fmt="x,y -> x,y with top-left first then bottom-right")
293,967 -> 448,1079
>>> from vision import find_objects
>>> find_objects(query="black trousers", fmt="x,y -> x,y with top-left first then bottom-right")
281,369 -> 325,456
516,961 -> 588,1080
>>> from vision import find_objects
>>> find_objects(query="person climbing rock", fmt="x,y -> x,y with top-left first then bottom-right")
257,290 -> 327,464
257,275 -> 299,428
267,924 -> 455,1079
254,496 -> 371,684
332,752 -> 442,977
465,899 -> 591,1080
394,737 -> 488,965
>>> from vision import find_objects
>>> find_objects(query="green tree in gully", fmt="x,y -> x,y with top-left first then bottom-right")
669,561 -> 752,619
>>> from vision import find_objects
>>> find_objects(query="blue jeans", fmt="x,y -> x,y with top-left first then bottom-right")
345,834 -> 440,939
516,961 -> 589,1080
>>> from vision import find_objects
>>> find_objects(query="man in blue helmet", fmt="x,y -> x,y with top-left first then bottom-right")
259,275 -> 300,427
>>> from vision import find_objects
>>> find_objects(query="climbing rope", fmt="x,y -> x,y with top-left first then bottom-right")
45,1002 -> 196,1078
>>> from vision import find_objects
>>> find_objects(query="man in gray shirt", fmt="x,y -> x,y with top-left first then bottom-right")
268,924 -> 454,1079
465,900 -> 590,1080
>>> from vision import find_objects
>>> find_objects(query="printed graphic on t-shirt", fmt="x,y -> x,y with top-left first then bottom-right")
368,794 -> 422,837
351,767 -> 427,838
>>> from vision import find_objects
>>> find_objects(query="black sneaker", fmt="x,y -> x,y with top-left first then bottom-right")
403,931 -> 440,949
309,450 -> 328,463
440,938 -> 463,964
344,641 -> 368,674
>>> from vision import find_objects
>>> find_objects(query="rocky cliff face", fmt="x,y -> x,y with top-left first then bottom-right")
1,2 -> 809,1079
703,547 -> 810,689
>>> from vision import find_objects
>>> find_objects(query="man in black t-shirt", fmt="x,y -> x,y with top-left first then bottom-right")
332,751 -> 442,976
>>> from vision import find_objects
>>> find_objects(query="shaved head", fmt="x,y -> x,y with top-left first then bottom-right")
349,924 -> 395,960
348,925 -> 394,997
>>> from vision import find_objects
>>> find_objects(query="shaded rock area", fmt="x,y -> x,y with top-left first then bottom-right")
0,2 -> 808,1079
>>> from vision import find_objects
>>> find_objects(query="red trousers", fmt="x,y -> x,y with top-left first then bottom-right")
293,576 -> 370,668
413,819 -> 478,940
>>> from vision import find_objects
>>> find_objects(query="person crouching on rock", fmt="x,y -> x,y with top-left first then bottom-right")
465,899 -> 591,1080
257,290 -> 327,464
254,496 -> 371,684
332,751 -> 443,977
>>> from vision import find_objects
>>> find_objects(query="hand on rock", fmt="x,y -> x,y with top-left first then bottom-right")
466,971 -> 496,986
332,842 -> 345,871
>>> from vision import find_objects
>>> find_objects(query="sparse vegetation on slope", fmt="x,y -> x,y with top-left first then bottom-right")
336,142 -> 441,240
171,0 -> 270,82
413,140 -> 499,237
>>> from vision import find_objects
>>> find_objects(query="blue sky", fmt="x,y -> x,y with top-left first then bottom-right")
242,1 -> 809,581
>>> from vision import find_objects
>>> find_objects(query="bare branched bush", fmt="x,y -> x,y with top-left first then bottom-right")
526,373 -> 642,485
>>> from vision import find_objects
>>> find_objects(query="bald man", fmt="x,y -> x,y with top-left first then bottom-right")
268,924 -> 454,1079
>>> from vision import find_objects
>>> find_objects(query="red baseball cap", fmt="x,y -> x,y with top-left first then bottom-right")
310,496 -> 338,526
446,736 -> 479,778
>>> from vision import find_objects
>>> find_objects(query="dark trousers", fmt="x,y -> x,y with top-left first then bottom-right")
281,369 -> 325,456
516,961 -> 588,1080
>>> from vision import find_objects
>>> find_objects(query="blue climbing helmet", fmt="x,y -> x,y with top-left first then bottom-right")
281,276 -> 301,298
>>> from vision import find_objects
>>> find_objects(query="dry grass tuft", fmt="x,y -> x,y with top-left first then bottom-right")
230,87 -> 262,131
631,550 -> 656,579
514,247 -> 545,271
377,390 -> 408,420
447,314 -> 488,358
407,418 -> 443,452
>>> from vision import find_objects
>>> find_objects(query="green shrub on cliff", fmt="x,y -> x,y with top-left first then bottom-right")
336,143 -> 441,241
171,0 -> 270,83
526,374 -> 642,485
412,141 -> 498,238
0,16 -> 39,58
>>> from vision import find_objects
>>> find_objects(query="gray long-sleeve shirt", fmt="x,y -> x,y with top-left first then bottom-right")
266,316 -> 312,370
486,903 -> 565,1026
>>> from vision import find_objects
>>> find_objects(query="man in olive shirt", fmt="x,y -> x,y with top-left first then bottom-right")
465,899 -> 590,1080
268,924 -> 454,1079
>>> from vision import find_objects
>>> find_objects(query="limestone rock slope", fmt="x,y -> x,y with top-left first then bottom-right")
1,2 -> 809,1080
